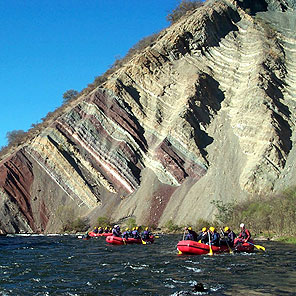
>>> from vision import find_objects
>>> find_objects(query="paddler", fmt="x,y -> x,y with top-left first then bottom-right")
209,227 -> 220,246
221,226 -> 236,247
98,227 -> 103,234
93,226 -> 98,234
122,228 -> 130,239
235,223 -> 251,246
112,225 -> 121,237
184,226 -> 198,241
141,227 -> 151,240
131,227 -> 140,239
196,227 -> 208,244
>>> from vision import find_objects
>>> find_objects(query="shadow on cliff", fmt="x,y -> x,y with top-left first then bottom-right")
185,74 -> 225,164
264,73 -> 292,157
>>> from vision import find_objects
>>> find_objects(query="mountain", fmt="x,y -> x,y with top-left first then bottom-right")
0,0 -> 295,233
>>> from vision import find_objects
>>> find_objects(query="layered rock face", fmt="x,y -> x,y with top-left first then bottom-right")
0,0 -> 296,233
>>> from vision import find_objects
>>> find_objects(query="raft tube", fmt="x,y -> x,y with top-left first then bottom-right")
233,238 -> 255,252
106,235 -> 155,245
177,240 -> 229,255
88,232 -> 112,237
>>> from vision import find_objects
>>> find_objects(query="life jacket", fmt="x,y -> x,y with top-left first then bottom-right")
112,228 -> 121,237
142,230 -> 150,239
122,231 -> 129,239
132,230 -> 140,239
240,229 -> 251,240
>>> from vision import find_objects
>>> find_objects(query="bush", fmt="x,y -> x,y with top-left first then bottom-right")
6,130 -> 26,145
211,187 -> 296,237
68,217 -> 90,232
194,218 -> 212,231
164,220 -> 182,232
126,218 -> 137,230
96,216 -> 110,228
63,89 -> 78,104
210,199 -> 236,225
166,0 -> 203,24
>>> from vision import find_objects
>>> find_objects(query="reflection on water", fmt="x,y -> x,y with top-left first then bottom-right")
0,234 -> 295,295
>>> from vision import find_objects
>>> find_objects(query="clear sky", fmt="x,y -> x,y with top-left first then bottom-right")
0,0 -> 181,148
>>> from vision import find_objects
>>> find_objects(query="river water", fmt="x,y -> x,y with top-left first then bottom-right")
0,234 -> 295,295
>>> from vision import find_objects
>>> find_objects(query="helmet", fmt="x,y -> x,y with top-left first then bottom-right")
125,228 -> 129,231
224,227 -> 229,232
132,227 -> 135,231
145,227 -> 148,230
202,227 -> 207,232
136,226 -> 139,230
114,225 -> 119,228
209,227 -> 215,232
188,227 -> 192,231
240,223 -> 245,228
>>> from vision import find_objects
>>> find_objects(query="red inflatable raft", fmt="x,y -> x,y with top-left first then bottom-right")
233,238 -> 255,252
106,235 -> 155,245
88,232 -> 112,237
177,239 -> 256,255
177,240 -> 229,255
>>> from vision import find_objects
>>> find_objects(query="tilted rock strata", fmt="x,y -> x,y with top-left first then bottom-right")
0,0 -> 295,232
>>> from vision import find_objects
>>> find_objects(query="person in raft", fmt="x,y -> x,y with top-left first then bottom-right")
131,227 -> 141,239
221,226 -> 236,247
98,227 -> 103,234
184,226 -> 198,241
235,223 -> 251,246
122,228 -> 130,239
209,227 -> 220,246
196,227 -> 209,244
112,225 -> 121,237
141,227 -> 151,240
93,226 -> 98,234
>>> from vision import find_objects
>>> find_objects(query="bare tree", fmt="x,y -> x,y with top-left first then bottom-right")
63,89 -> 78,104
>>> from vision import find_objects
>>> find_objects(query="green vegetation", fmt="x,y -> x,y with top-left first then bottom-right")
164,219 -> 183,233
275,236 -> 296,244
96,216 -> 111,228
126,218 -> 137,230
194,218 -> 212,231
63,89 -> 78,104
211,187 -> 296,241
166,0 -> 204,24
57,206 -> 89,233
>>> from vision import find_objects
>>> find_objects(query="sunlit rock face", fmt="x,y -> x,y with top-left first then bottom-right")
0,0 -> 295,232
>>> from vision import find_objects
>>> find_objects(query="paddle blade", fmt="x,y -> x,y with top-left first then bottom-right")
178,249 -> 182,255
208,247 -> 213,256
141,239 -> 147,245
255,244 -> 266,252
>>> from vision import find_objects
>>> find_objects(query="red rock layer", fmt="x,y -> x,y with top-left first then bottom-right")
0,150 -> 35,231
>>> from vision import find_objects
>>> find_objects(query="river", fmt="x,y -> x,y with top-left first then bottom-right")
0,234 -> 295,295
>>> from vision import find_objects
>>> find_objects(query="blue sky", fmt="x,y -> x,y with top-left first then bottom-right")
0,0 -> 180,148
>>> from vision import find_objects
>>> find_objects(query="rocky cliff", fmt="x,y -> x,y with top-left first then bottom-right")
1,0 -> 296,233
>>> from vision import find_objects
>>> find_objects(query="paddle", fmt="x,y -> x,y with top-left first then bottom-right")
141,238 -> 147,245
246,241 -> 266,252
220,229 -> 233,254
178,229 -> 187,255
208,231 -> 213,256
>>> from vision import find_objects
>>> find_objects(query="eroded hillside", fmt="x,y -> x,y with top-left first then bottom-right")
0,0 -> 295,233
